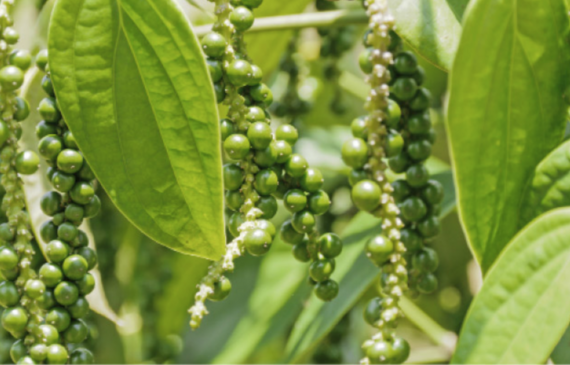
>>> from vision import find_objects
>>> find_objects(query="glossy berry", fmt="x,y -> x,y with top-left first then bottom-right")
41,191 -> 62,216
0,120 -> 9,146
255,169 -> 279,195
0,66 -> 24,91
242,0 -> 263,8
257,195 -> 278,219
275,125 -> 298,145
247,122 -> 272,149
319,233 -> 342,258
280,220 -> 305,245
407,111 -> 431,134
309,258 -> 335,282
206,59 -> 223,82
359,48 -> 373,74
391,77 -> 418,101
400,196 -> 427,222
349,169 -> 367,186
223,163 -> 244,191
39,135 -> 63,161
273,140 -> 292,163
391,337 -> 411,364
11,340 -> 27,363
70,182 -> 95,205
57,149 -> 83,174
76,273 -> 95,295
15,150 -> 39,175
417,273 -> 438,294
292,210 -> 316,233
308,190 -> 330,215
401,228 -> 423,251
0,223 -> 15,241
254,143 -> 278,167
351,116 -> 368,139
35,50 -> 49,71
24,279 -> 45,299
47,344 -> 68,365
366,340 -> 394,364
394,51 -> 418,75
413,66 -> 425,86
230,6 -> 254,31
13,96 -> 30,121
315,280 -> 338,301
341,138 -> 368,169
225,190 -> 244,211
250,83 -> 273,107
0,281 -> 19,307
410,88 -> 431,111
366,235 -> 394,266
46,307 -> 71,332
285,154 -> 308,177
58,222 -> 78,242
40,263 -> 63,288
283,189 -> 307,213
62,255 -> 88,280
2,306 -> 28,333
249,64 -> 263,85
406,164 -> 430,187
244,229 -> 272,256
292,242 -> 310,262
224,134 -> 250,160
418,215 -> 441,238
387,100 -> 401,128
201,32 -> 226,58
63,131 -> 78,149
226,60 -> 253,87
246,106 -> 265,122
0,246 -> 18,270
39,97 -> 61,123
407,139 -> 432,161
421,179 -> 444,205
65,204 -> 85,222
385,130 -> 404,158
351,180 -> 381,212
363,297 -> 383,325
72,230 -> 89,249
391,179 -> 411,202
220,119 -> 235,141
63,319 -> 88,343
300,168 -> 323,193
51,171 -> 75,193
228,212 -> 244,237
54,281 -> 79,306
37,290 -> 56,310
10,50 -> 32,71
413,247 -> 439,273
214,82 -> 226,103
388,152 -> 410,173
69,348 -> 94,364
67,296 -> 89,319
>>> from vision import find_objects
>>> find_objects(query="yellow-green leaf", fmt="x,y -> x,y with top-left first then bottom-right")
48,0 -> 225,260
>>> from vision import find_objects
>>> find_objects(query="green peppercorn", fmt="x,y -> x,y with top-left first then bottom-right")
46,307 -> 71,332
401,196 -> 427,222
2,306 -> 28,334
0,246 -> 18,270
285,154 -> 308,177
308,190 -> 330,215
273,140 -> 292,163
417,272 -> 438,294
366,340 -> 394,364
292,241 -> 311,262
351,180 -> 381,212
254,142 -> 278,167
291,210 -> 316,233
230,6 -> 254,31
11,340 -> 27,363
300,168 -> 323,193
0,120 -> 9,146
385,130 -> 404,158
223,163 -> 244,191
224,134 -> 251,160
407,139 -> 432,161
280,220 -> 305,245
37,290 -> 55,310
315,280 -> 338,301
283,189 -> 307,213
417,215 -> 441,238
249,83 -> 273,107
256,195 -> 278,219
366,235 -> 394,266
46,344 -> 69,365
318,233 -> 342,258
15,150 -> 39,175
407,111 -> 431,134
406,164 -> 429,187
13,96 -> 30,121
359,48 -> 373,74
40,263 -> 63,288
63,319 -> 88,344
70,181 -> 95,205
341,138 -> 368,169
40,191 -> 62,216
54,281 -> 79,306
247,122 -> 272,149
209,276 -> 231,301
76,273 -> 95,295
226,60 -> 253,87
255,169 -> 279,195
0,281 -> 19,308
24,279 -> 45,299
244,229 -> 273,256
67,296 -> 89,319
0,66 -> 24,91
228,212 -> 245,237
390,77 -> 418,101
351,116 -> 368,139
39,97 -> 61,123
201,32 -> 226,58
36,121 -> 58,140
309,258 -> 335,282
46,240 -> 69,263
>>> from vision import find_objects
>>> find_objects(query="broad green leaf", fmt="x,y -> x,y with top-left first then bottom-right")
285,171 -> 456,363
388,0 -> 466,71
519,140 -> 570,227
213,243 -> 310,364
19,68 -> 119,324
552,325 -> 570,364
446,0 -> 570,272
48,0 -> 225,260
452,208 -> 570,364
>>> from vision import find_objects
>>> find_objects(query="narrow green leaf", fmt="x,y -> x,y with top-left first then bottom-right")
213,244 -> 310,364
446,0 -> 570,272
285,171 -> 456,363
20,68 -> 119,324
388,0 -> 465,71
48,0 -> 225,260
519,140 -> 570,227
452,208 -> 570,364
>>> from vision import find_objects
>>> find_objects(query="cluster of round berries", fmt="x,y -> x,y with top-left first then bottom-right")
345,1 -> 410,363
0,3 -> 47,363
24,53 -> 98,364
315,0 -> 356,114
312,315 -> 349,364
384,38 -> 442,295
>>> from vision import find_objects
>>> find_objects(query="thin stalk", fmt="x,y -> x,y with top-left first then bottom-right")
194,9 -> 368,37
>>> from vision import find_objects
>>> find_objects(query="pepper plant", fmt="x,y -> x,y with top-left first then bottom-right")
0,0 -> 568,363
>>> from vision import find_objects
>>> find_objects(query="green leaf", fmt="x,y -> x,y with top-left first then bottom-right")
452,208 -> 570,364
285,171 -> 456,363
213,243 -> 310,364
388,0 -> 466,71
519,140 -> 570,227
446,0 -> 570,272
48,0 -> 225,260
19,68 -> 119,324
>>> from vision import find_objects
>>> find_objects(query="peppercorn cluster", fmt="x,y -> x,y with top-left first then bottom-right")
384,41 -> 442,296
0,1 -> 51,363
341,0 -> 410,363
24,52 -> 100,364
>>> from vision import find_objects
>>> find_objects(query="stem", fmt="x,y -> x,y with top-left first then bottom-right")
194,9 -> 368,37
